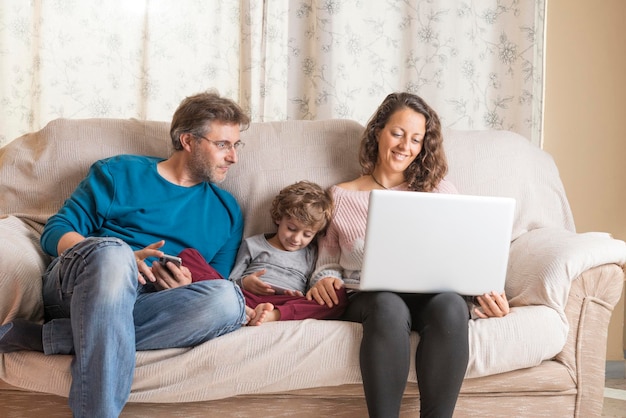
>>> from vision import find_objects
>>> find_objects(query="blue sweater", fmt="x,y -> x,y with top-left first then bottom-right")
40,155 -> 244,278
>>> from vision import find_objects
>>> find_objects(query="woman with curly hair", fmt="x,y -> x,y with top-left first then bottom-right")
306,92 -> 509,418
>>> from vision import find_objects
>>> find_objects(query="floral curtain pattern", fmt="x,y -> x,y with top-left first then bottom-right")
0,0 -> 545,147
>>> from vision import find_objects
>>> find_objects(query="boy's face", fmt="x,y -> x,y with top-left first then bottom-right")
273,216 -> 320,252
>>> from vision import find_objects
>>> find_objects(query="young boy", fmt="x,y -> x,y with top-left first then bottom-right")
230,180 -> 348,325
175,181 -> 347,325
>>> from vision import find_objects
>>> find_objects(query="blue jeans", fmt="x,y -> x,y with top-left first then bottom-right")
41,237 -> 247,418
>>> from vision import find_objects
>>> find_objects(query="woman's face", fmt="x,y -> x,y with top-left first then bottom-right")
376,107 -> 426,173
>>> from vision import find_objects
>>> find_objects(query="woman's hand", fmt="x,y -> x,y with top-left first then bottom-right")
473,291 -> 510,319
306,277 -> 343,307
134,240 -> 165,284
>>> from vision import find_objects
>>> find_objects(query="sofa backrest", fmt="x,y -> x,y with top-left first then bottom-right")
224,119 -> 364,237
0,118 -> 172,228
443,129 -> 575,239
0,118 -> 574,240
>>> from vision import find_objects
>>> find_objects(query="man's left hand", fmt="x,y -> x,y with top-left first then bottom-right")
151,261 -> 193,290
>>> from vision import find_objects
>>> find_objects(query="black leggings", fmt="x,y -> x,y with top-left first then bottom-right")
342,291 -> 469,418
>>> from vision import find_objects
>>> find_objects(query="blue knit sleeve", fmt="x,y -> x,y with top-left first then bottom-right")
40,159 -> 114,256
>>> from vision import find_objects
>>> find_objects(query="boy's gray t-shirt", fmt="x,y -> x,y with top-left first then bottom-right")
228,233 -> 317,293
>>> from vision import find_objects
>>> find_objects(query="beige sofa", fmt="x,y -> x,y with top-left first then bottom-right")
1,118 -> 625,417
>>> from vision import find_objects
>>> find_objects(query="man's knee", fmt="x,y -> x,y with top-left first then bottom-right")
187,280 -> 245,324
73,237 -> 137,299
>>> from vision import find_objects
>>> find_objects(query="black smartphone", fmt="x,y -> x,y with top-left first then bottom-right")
158,254 -> 182,269
269,284 -> 293,295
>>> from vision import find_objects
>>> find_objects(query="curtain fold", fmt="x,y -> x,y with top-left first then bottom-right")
0,0 -> 545,146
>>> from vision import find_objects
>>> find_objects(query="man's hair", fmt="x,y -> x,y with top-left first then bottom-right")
270,181 -> 334,235
170,90 -> 250,150
359,92 -> 448,192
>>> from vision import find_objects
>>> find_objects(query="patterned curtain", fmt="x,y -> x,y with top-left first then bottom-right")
0,0 -> 545,146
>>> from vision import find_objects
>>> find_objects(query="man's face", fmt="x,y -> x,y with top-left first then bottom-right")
188,122 -> 242,183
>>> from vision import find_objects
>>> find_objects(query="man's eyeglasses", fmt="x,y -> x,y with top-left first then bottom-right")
196,135 -> 245,152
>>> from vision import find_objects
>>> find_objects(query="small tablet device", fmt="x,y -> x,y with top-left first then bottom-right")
269,284 -> 294,295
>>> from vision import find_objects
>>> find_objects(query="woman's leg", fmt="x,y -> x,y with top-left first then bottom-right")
342,291 -> 412,418
403,292 -> 469,418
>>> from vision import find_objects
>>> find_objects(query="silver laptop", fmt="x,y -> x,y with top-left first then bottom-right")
351,190 -> 515,295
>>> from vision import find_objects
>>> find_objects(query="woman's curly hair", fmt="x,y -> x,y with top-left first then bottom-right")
359,92 -> 448,192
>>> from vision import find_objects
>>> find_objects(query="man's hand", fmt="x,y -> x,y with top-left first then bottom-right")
56,231 -> 85,256
134,240 -> 165,285
151,261 -> 192,291
306,277 -> 343,307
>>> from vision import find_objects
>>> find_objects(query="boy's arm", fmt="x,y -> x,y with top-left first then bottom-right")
227,238 -> 252,286
227,237 -> 275,295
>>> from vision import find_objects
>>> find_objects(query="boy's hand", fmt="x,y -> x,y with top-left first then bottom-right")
242,269 -> 274,295
306,277 -> 343,307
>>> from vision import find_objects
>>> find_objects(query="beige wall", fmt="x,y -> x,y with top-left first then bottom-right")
544,0 -> 626,360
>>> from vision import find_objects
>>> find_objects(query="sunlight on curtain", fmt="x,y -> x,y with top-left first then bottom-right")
0,0 -> 545,146
282,1 -> 546,144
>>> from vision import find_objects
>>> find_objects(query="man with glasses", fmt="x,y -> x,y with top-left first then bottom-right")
0,91 -> 250,417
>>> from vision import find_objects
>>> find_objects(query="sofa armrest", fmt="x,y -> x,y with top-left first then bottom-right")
506,227 -> 626,314
556,263 -> 624,417
503,227 -> 625,417
0,216 -> 48,324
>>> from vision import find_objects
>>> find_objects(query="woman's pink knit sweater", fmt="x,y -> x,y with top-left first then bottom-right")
311,180 -> 458,287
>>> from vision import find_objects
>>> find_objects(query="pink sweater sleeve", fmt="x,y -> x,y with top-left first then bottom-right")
311,186 -> 369,287
310,179 -> 458,287
434,178 -> 459,194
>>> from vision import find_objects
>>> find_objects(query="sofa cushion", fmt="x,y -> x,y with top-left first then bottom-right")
1,307 -> 568,402
222,119 -> 363,238
0,216 -> 48,323
443,129 -> 575,240
0,118 -> 171,225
